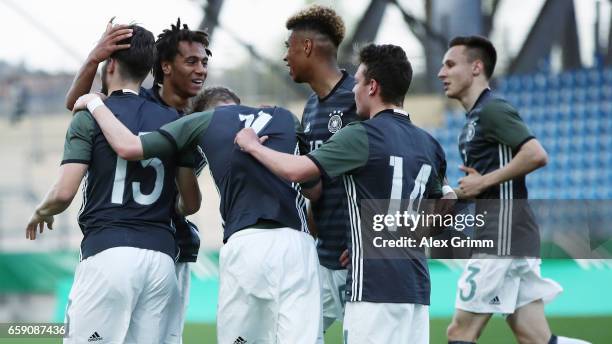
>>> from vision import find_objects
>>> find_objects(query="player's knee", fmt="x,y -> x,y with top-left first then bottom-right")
447,319 -> 468,340
447,317 -> 481,342
509,323 -> 546,344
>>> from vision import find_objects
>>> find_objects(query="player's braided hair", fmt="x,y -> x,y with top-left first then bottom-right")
286,5 -> 345,47
152,18 -> 211,84
359,44 -> 413,106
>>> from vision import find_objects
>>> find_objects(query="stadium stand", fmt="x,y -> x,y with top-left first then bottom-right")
433,67 -> 612,200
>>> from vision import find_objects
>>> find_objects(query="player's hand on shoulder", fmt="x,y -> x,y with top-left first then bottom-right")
73,93 -> 104,113
235,128 -> 268,153
26,211 -> 54,240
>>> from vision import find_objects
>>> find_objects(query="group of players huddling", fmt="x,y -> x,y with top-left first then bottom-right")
25,5 -> 591,344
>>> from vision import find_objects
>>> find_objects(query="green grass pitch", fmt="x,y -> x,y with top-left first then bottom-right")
4,317 -> 607,343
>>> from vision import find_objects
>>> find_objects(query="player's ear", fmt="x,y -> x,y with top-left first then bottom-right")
162,60 -> 172,76
368,79 -> 378,96
472,60 -> 483,77
304,38 -> 313,57
107,59 -> 116,74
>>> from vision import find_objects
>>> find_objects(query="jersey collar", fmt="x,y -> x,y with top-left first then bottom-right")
467,88 -> 492,115
318,70 -> 349,102
110,89 -> 139,96
373,108 -> 411,120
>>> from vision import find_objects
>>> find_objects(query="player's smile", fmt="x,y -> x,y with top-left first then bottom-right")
191,78 -> 204,91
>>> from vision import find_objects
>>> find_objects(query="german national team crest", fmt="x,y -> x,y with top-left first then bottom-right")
465,119 -> 477,142
328,110 -> 343,133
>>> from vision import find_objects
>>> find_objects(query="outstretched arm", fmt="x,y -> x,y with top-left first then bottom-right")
65,21 -> 132,110
235,128 -> 320,183
26,164 -> 88,240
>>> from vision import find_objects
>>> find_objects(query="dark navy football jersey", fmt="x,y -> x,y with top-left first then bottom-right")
140,85 -> 203,262
459,89 -> 540,256
141,105 -> 309,242
309,109 -> 447,304
63,90 -> 186,260
301,70 -> 359,269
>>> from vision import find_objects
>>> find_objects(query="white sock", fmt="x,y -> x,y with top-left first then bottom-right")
556,336 -> 592,344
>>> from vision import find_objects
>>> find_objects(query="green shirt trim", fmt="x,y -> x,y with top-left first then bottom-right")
61,110 -> 95,164
307,122 -> 369,179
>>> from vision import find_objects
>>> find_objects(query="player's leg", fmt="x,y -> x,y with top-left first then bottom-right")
316,265 -> 347,343
277,229 -> 321,344
168,262 -> 190,344
449,257 -> 517,342
506,300 -> 591,344
507,260 -> 588,344
216,228 -> 278,344
124,249 -> 179,344
446,309 -> 492,343
506,299 -> 551,344
64,247 -> 141,344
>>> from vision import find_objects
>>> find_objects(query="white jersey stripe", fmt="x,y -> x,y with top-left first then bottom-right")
292,143 -> 309,233
506,145 -> 513,255
497,144 -> 504,255
344,175 -> 363,301
343,175 -> 358,301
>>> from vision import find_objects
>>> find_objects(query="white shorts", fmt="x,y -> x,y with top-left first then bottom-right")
343,301 -> 429,344
316,265 -> 347,342
217,227 -> 321,344
64,247 -> 179,344
455,256 -> 563,314
167,262 -> 190,344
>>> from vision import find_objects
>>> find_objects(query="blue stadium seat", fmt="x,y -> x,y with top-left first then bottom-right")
438,68 -> 609,199
561,72 -> 575,88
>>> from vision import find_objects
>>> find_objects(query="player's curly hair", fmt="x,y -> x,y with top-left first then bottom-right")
152,18 -> 212,84
359,44 -> 413,105
286,5 -> 345,47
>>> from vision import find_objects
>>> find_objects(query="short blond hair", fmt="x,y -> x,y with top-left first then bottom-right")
189,86 -> 240,113
286,5 -> 346,47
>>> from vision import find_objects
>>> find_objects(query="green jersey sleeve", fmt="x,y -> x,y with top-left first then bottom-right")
62,110 -> 95,165
177,146 -> 197,168
479,100 -> 534,150
140,109 -> 214,160
307,122 -> 369,179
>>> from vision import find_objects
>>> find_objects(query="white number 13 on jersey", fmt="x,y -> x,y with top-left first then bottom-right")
111,132 -> 164,205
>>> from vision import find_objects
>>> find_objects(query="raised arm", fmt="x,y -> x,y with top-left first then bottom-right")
65,22 -> 132,110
